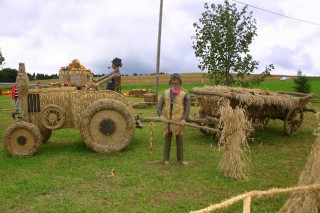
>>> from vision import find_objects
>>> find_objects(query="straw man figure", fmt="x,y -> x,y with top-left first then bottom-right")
157,73 -> 190,165
106,57 -> 122,93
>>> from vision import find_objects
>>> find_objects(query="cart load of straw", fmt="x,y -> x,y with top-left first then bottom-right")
190,86 -> 309,120
59,59 -> 92,87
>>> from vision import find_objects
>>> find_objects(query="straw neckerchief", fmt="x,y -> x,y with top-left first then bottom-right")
170,87 -> 181,95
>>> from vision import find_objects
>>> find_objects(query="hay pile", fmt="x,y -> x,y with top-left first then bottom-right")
280,114 -> 320,212
218,100 -> 252,179
190,86 -> 301,119
129,89 -> 152,98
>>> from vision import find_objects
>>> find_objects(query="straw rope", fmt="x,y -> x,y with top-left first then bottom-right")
190,184 -> 320,213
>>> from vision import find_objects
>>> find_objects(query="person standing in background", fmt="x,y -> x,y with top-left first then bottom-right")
11,84 -> 19,118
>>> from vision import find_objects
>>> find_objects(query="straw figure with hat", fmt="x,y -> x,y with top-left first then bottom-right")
157,73 -> 190,165
88,57 -> 122,92
106,57 -> 122,93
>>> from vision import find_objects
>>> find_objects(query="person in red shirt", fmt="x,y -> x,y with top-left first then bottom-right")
11,84 -> 19,117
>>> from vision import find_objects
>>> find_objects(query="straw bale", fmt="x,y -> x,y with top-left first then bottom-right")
218,100 -> 252,179
129,89 -> 152,98
280,117 -> 320,213
144,93 -> 157,105
132,102 -> 150,109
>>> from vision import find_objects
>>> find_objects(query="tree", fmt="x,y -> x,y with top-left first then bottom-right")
0,48 -> 5,69
0,68 -> 18,82
293,70 -> 311,93
192,0 -> 274,87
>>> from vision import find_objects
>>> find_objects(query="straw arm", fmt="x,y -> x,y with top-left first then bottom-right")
139,117 -> 219,133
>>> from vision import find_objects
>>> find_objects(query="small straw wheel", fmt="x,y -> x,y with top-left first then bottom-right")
3,121 -> 42,156
284,107 -> 304,135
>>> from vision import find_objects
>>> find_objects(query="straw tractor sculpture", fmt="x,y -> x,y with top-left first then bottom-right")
3,62 -> 137,156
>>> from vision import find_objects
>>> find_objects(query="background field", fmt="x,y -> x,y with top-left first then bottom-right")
0,74 -> 319,212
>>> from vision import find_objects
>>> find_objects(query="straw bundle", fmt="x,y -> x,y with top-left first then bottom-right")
132,102 -> 149,109
280,115 -> 320,213
218,100 -> 252,179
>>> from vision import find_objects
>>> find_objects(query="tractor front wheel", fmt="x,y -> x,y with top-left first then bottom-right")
4,121 -> 42,156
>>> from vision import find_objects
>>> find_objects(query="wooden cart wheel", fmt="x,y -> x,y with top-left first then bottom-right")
252,117 -> 269,128
39,125 -> 52,143
284,107 -> 304,135
81,99 -> 135,153
40,104 -> 65,130
3,121 -> 42,156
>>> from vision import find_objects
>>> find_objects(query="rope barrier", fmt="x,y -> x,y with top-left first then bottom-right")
190,184 -> 320,213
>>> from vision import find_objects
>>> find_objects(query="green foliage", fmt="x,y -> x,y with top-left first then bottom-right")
293,70 -> 311,93
0,68 -> 18,82
0,48 -> 4,68
192,0 -> 274,87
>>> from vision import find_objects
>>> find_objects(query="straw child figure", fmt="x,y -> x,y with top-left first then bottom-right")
157,73 -> 190,165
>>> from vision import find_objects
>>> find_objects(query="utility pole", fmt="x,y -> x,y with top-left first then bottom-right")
155,0 -> 163,103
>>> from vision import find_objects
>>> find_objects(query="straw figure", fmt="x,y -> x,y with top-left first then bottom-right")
280,114 -> 320,213
218,100 -> 252,179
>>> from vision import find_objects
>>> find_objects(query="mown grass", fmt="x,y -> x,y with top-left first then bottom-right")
0,78 -> 319,212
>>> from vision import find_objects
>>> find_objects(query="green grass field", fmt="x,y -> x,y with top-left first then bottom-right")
0,79 -> 319,212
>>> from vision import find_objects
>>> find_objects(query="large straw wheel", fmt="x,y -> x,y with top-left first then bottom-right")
81,99 -> 135,153
284,107 -> 304,135
3,121 -> 42,156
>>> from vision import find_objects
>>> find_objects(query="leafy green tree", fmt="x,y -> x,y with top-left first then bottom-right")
293,70 -> 311,93
192,0 -> 273,87
0,68 -> 18,82
0,48 -> 5,69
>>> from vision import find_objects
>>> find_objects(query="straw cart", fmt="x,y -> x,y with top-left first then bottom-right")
190,86 -> 316,136
3,63 -> 137,157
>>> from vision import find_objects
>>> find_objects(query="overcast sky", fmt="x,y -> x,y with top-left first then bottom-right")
0,0 -> 319,76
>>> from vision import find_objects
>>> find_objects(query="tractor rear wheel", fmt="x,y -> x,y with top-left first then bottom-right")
4,121 -> 42,156
81,99 -> 135,153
